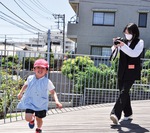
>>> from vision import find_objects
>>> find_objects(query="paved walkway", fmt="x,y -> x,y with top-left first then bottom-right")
0,100 -> 150,133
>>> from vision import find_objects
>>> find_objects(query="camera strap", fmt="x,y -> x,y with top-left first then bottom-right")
109,47 -> 118,61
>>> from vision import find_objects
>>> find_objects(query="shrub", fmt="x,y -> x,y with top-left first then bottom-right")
61,56 -> 117,93
0,70 -> 24,119
145,49 -> 150,59
22,57 -> 37,70
2,55 -> 21,70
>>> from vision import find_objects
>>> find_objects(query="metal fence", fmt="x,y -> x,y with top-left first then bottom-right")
0,49 -> 150,124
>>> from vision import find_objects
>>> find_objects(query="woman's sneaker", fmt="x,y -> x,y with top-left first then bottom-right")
123,115 -> 133,120
110,114 -> 119,125
28,120 -> 35,129
36,128 -> 42,133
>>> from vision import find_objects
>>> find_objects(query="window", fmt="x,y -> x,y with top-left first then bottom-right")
91,46 -> 111,56
102,47 -> 112,56
138,13 -> 147,27
91,46 -> 112,66
93,12 -> 115,26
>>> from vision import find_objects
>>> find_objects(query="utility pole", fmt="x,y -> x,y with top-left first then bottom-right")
47,29 -> 51,78
62,14 -> 65,53
47,29 -> 51,63
37,32 -> 40,51
53,14 -> 65,53
4,35 -> 7,62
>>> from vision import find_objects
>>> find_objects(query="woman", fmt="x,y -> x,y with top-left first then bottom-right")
110,23 -> 144,125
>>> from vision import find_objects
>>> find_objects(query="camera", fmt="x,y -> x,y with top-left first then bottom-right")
114,37 -> 126,45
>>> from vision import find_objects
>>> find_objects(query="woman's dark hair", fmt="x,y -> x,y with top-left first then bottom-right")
123,23 -> 140,39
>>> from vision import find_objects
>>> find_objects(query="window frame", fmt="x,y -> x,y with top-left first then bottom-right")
138,13 -> 147,28
92,11 -> 115,26
91,46 -> 111,56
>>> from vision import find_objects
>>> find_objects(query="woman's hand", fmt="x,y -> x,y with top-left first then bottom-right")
113,37 -> 125,47
116,40 -> 125,47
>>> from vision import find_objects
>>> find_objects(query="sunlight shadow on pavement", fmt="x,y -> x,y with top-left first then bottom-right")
110,119 -> 149,133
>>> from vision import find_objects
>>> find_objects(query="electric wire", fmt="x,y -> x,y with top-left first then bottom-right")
0,33 -> 38,36
0,11 -> 39,31
0,36 -> 35,40
30,0 -> 50,14
0,0 -> 66,40
14,0 -> 48,29
19,0 -> 45,17
19,0 -> 54,20
31,0 -> 54,15
36,0 -> 54,14
0,2 -> 45,32
28,0 -> 57,23
0,15 -> 36,34
0,34 -> 40,40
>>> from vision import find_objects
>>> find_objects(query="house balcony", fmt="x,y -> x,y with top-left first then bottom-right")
67,22 -> 78,42
68,0 -> 79,42
69,0 -> 79,13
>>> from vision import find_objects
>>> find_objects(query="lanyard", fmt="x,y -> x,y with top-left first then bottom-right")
109,47 -> 118,61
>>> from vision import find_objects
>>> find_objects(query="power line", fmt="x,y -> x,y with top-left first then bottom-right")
0,11 -> 39,31
0,15 -> 36,34
0,14 -> 36,33
19,0 -> 44,17
0,2 -> 45,32
0,33 -> 41,40
14,0 -> 48,29
0,11 -> 37,33
32,0 -> 54,15
0,36 -> 33,39
0,33 -> 38,36
30,0 -> 53,15
20,0 -> 54,21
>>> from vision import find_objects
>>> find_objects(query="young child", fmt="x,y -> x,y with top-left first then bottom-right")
17,58 -> 62,133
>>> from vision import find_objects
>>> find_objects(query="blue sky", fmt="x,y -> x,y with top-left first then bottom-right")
0,0 -> 75,41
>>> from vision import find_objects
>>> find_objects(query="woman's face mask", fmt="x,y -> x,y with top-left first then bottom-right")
125,34 -> 133,41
